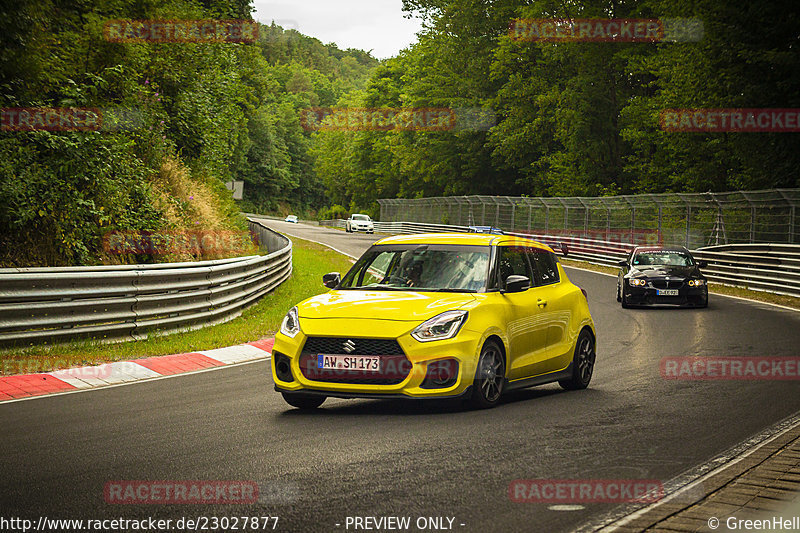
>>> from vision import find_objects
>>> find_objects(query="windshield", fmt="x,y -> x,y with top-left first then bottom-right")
633,251 -> 694,267
340,244 -> 490,292
352,214 -> 370,221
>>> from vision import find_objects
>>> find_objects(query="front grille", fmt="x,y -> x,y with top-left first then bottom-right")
302,337 -> 404,356
300,337 -> 411,385
650,280 -> 685,290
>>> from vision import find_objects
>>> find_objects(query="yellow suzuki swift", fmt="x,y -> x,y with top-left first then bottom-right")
272,233 -> 596,409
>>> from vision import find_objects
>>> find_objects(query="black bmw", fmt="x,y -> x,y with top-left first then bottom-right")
617,246 -> 708,308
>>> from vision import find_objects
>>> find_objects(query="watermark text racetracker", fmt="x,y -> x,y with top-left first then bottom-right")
300,107 -> 496,132
0,516 -> 278,532
509,479 -> 664,503
2,107 -> 149,132
103,230 -> 254,256
661,357 -> 800,380
103,19 -> 258,43
660,108 -> 800,132
509,18 -> 703,43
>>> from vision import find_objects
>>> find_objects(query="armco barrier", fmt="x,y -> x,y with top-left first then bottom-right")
319,219 -> 800,297
0,219 -> 291,347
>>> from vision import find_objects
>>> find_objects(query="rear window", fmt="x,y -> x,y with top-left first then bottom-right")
528,248 -> 560,286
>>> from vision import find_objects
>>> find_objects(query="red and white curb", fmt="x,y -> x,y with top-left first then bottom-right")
0,338 -> 274,402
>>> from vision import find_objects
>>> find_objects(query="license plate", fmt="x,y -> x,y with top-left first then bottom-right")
317,354 -> 380,372
657,289 -> 680,296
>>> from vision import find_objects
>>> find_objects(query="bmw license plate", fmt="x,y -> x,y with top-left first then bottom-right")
318,354 -> 380,372
657,289 -> 680,296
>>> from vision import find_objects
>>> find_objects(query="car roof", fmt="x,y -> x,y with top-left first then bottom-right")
373,232 -> 554,251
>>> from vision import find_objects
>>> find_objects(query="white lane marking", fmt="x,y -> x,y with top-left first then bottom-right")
562,264 -> 800,314
584,411 -> 800,532
200,344 -> 269,364
549,505 -> 586,512
0,357 -> 270,405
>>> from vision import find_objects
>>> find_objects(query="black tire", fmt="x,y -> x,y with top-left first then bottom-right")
621,287 -> 630,308
469,340 -> 506,409
345,224 -> 351,233
616,281 -> 622,302
559,329 -> 596,390
282,392 -> 326,410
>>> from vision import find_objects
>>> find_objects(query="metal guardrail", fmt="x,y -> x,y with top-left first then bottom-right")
320,219 -> 800,297
0,219 -> 292,348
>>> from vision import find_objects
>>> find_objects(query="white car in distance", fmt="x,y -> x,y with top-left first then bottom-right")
345,214 -> 374,234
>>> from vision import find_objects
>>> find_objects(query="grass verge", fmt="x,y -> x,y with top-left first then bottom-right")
561,258 -> 800,310
0,237 -> 354,375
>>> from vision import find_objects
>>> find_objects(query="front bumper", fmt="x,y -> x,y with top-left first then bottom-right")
271,328 -> 483,399
624,282 -> 708,307
351,225 -> 374,232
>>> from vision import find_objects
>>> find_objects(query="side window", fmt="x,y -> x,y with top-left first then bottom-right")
497,246 -> 532,287
529,249 -> 560,286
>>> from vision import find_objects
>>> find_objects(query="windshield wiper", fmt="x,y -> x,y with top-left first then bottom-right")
427,288 -> 477,293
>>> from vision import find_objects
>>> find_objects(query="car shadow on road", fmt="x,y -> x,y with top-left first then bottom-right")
275,386 -> 611,418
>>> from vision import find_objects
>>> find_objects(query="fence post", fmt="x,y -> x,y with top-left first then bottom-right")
528,204 -> 532,232
685,205 -> 691,248
545,205 -> 550,233
750,207 -> 756,243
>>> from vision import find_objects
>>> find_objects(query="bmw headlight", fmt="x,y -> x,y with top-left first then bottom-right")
280,306 -> 300,338
412,311 -> 468,342
688,279 -> 706,287
629,278 -> 646,287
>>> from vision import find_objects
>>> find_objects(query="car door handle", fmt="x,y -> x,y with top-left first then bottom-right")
537,299 -> 548,308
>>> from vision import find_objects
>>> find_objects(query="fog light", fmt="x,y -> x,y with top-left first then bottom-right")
421,359 -> 459,389
274,352 -> 294,383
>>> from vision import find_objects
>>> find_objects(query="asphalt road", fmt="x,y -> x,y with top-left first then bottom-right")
2,220 -> 800,532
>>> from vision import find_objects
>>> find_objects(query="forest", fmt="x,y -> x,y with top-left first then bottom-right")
1,0 -> 798,266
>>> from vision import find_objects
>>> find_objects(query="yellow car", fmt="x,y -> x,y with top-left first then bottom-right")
272,233 -> 596,409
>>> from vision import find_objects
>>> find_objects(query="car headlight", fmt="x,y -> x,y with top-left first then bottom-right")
280,306 -> 300,338
688,279 -> 706,287
629,278 -> 646,287
412,311 -> 468,342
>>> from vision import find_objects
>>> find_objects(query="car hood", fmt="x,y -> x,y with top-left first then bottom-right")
630,265 -> 699,278
298,290 -> 476,321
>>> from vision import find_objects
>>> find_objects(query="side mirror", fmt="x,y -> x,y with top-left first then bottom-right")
617,260 -> 628,267
322,272 -> 340,289
503,275 -> 530,294
697,260 -> 708,269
